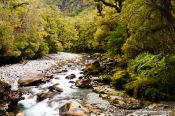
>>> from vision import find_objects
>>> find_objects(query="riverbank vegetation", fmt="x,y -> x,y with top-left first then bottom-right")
0,0 -> 175,101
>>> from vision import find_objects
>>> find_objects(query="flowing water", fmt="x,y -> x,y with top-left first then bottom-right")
17,53 -> 119,116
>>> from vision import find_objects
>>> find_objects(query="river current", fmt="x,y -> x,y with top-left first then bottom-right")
17,53 -> 118,116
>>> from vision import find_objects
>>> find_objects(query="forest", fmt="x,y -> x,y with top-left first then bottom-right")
0,0 -> 175,102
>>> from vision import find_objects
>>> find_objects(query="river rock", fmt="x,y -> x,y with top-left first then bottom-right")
59,100 -> 89,116
0,80 -> 11,115
65,74 -> 76,79
18,74 -> 46,86
62,69 -> 68,72
78,76 -> 83,79
93,84 -> 142,110
90,76 -> 100,82
83,60 -> 102,76
69,81 -> 75,83
75,79 -> 92,88
37,92 -> 57,102
44,73 -> 54,79
9,90 -> 23,104
16,112 -> 25,116
0,80 -> 23,115
146,103 -> 169,109
48,84 -> 63,92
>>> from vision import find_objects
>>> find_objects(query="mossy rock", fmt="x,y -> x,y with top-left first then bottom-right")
84,61 -> 101,76
100,74 -> 112,84
93,53 -> 101,57
111,69 -> 129,90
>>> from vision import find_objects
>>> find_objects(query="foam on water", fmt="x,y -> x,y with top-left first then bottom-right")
18,64 -> 84,116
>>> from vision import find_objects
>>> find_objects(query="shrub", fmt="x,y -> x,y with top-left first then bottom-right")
106,25 -> 127,56
37,42 -> 49,57
125,53 -> 175,101
100,74 -> 112,84
111,69 -> 129,90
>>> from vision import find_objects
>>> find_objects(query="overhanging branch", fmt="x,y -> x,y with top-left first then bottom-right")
13,2 -> 29,9
100,0 -> 121,13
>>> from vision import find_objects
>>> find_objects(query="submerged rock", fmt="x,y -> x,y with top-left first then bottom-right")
48,84 -> 63,92
78,76 -> 83,79
37,92 -> 57,102
59,100 -> 89,116
69,81 -> 75,83
65,74 -> 76,80
75,79 -> 92,88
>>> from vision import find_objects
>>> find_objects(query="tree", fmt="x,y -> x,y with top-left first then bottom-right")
121,0 -> 175,59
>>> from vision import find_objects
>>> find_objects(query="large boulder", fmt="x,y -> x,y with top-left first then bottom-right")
75,79 -> 92,88
65,74 -> 76,80
18,74 -> 48,86
0,80 -> 23,115
83,61 -> 101,76
0,80 -> 11,116
59,101 -> 89,116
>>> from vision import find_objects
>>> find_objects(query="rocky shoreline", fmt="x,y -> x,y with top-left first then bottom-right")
76,53 -> 175,116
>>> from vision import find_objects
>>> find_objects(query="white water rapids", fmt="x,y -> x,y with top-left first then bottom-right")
16,53 -> 117,116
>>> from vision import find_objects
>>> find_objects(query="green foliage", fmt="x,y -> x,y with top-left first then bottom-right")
70,9 -> 98,52
121,0 -> 175,59
0,0 -> 79,64
100,74 -> 112,84
37,42 -> 49,57
106,25 -> 127,56
71,7 -> 127,53
125,53 -> 175,101
111,69 -> 129,90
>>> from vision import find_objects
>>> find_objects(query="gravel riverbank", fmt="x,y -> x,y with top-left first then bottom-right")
0,52 -> 81,90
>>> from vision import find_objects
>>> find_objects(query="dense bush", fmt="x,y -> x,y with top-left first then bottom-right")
125,53 -> 175,101
106,25 -> 127,56
100,74 -> 112,84
111,69 -> 129,90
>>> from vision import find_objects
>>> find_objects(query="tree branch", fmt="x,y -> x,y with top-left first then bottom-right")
100,0 -> 121,13
13,2 -> 29,9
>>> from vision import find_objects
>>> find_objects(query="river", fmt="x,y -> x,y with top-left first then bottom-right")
14,52 -> 121,116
